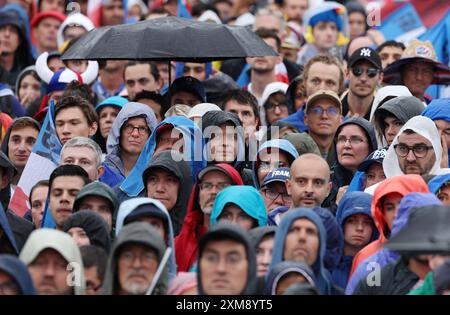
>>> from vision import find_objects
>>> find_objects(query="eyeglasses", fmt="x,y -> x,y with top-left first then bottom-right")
123,123 -> 150,135
199,182 -> 230,191
351,67 -> 379,78
336,135 -> 365,145
265,102 -> 288,112
394,144 -> 434,158
308,106 -> 339,117
262,188 -> 292,203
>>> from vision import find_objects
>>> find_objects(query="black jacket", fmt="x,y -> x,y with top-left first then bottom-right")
353,257 -> 420,295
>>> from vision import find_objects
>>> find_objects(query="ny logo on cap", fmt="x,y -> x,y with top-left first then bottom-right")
360,48 -> 371,57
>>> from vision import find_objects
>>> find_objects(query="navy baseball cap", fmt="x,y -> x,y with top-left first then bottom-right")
261,167 -> 290,187
168,76 -> 206,103
358,148 -> 387,172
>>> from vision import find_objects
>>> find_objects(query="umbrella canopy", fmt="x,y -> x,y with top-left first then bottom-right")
61,16 -> 278,62
386,205 -> 450,255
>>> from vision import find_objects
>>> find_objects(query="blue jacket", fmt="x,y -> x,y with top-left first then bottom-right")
422,98 -> 450,167
0,254 -> 35,294
251,139 -> 299,189
332,192 -> 378,289
210,185 -> 267,227
428,173 -> 450,194
269,208 -> 332,295
280,108 -> 308,133
114,197 -> 177,280
346,192 -> 442,294
120,116 -> 206,197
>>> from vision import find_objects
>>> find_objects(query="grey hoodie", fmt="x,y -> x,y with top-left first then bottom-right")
102,222 -> 168,295
197,222 -> 257,295
104,102 -> 158,178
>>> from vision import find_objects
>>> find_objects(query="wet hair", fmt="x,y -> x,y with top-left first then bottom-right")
124,61 -> 160,82
303,54 -> 345,94
376,40 -> 406,53
254,28 -> 281,52
220,89 -> 260,120
55,94 -> 99,126
80,245 -> 108,283
48,164 -> 91,191
134,90 -> 170,118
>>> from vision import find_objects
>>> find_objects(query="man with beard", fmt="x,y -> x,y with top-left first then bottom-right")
341,47 -> 383,120
102,222 -> 168,295
246,29 -> 283,102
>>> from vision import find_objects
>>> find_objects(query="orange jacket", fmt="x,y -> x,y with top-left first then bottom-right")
348,174 -> 430,278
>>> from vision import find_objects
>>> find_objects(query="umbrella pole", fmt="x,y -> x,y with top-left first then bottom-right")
168,60 -> 172,103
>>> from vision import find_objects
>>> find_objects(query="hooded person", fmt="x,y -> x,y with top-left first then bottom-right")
102,222 -> 169,295
201,111 -> 246,173
114,197 -> 177,280
19,228 -> 86,295
283,132 -> 322,157
0,151 -> 34,252
268,208 -> 333,295
347,174 -> 430,286
72,181 -> 119,233
141,150 -> 193,236
422,98 -> 450,168
346,192 -> 441,294
210,185 -> 268,230
373,96 -> 425,147
251,139 -> 299,189
56,13 -> 95,48
264,261 -> 318,295
0,4 -> 35,88
382,116 -> 445,179
427,173 -> 450,204
119,116 -> 206,198
175,163 -> 244,272
62,211 -> 111,254
332,191 -> 378,289
103,102 -> 158,187
0,254 -> 36,295
258,82 -> 289,127
196,222 -> 257,295
248,226 -> 277,279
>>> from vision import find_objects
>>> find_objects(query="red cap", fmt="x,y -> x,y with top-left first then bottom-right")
31,11 -> 66,28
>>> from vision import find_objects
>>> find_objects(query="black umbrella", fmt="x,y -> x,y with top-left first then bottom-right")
386,205 -> 450,255
61,16 -> 278,62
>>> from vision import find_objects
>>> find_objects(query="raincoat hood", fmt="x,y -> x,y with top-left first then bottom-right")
251,139 -> 299,189
371,174 -> 430,242
422,98 -> 450,121
336,191 -> 378,242
73,181 -> 119,217
14,66 -> 39,98
249,226 -> 277,248
119,116 -> 206,197
210,185 -> 268,227
142,150 -> 193,236
102,222 -> 168,295
201,111 -> 246,171
114,197 -> 177,279
19,229 -> 85,295
0,254 -> 35,295
335,117 -> 377,154
62,211 -> 111,253
106,102 -> 158,155
383,116 -> 443,178
269,208 -> 331,295
197,222 -> 257,295
265,261 -> 317,295
57,13 -> 95,48
369,85 -> 412,148
428,173 -> 450,194
174,163 -> 243,272
0,117 -> 41,157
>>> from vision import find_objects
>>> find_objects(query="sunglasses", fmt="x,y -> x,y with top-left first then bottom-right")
351,67 -> 379,78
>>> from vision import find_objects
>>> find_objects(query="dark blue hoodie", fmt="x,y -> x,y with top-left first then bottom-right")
269,208 -> 332,295
332,192 -> 378,289
0,204 -> 18,255
265,260 -> 318,295
428,173 -> 450,194
0,254 -> 35,294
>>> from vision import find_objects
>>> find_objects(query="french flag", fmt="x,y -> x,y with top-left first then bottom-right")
9,101 -> 61,218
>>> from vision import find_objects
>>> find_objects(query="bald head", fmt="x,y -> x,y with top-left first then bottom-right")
287,154 -> 331,208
